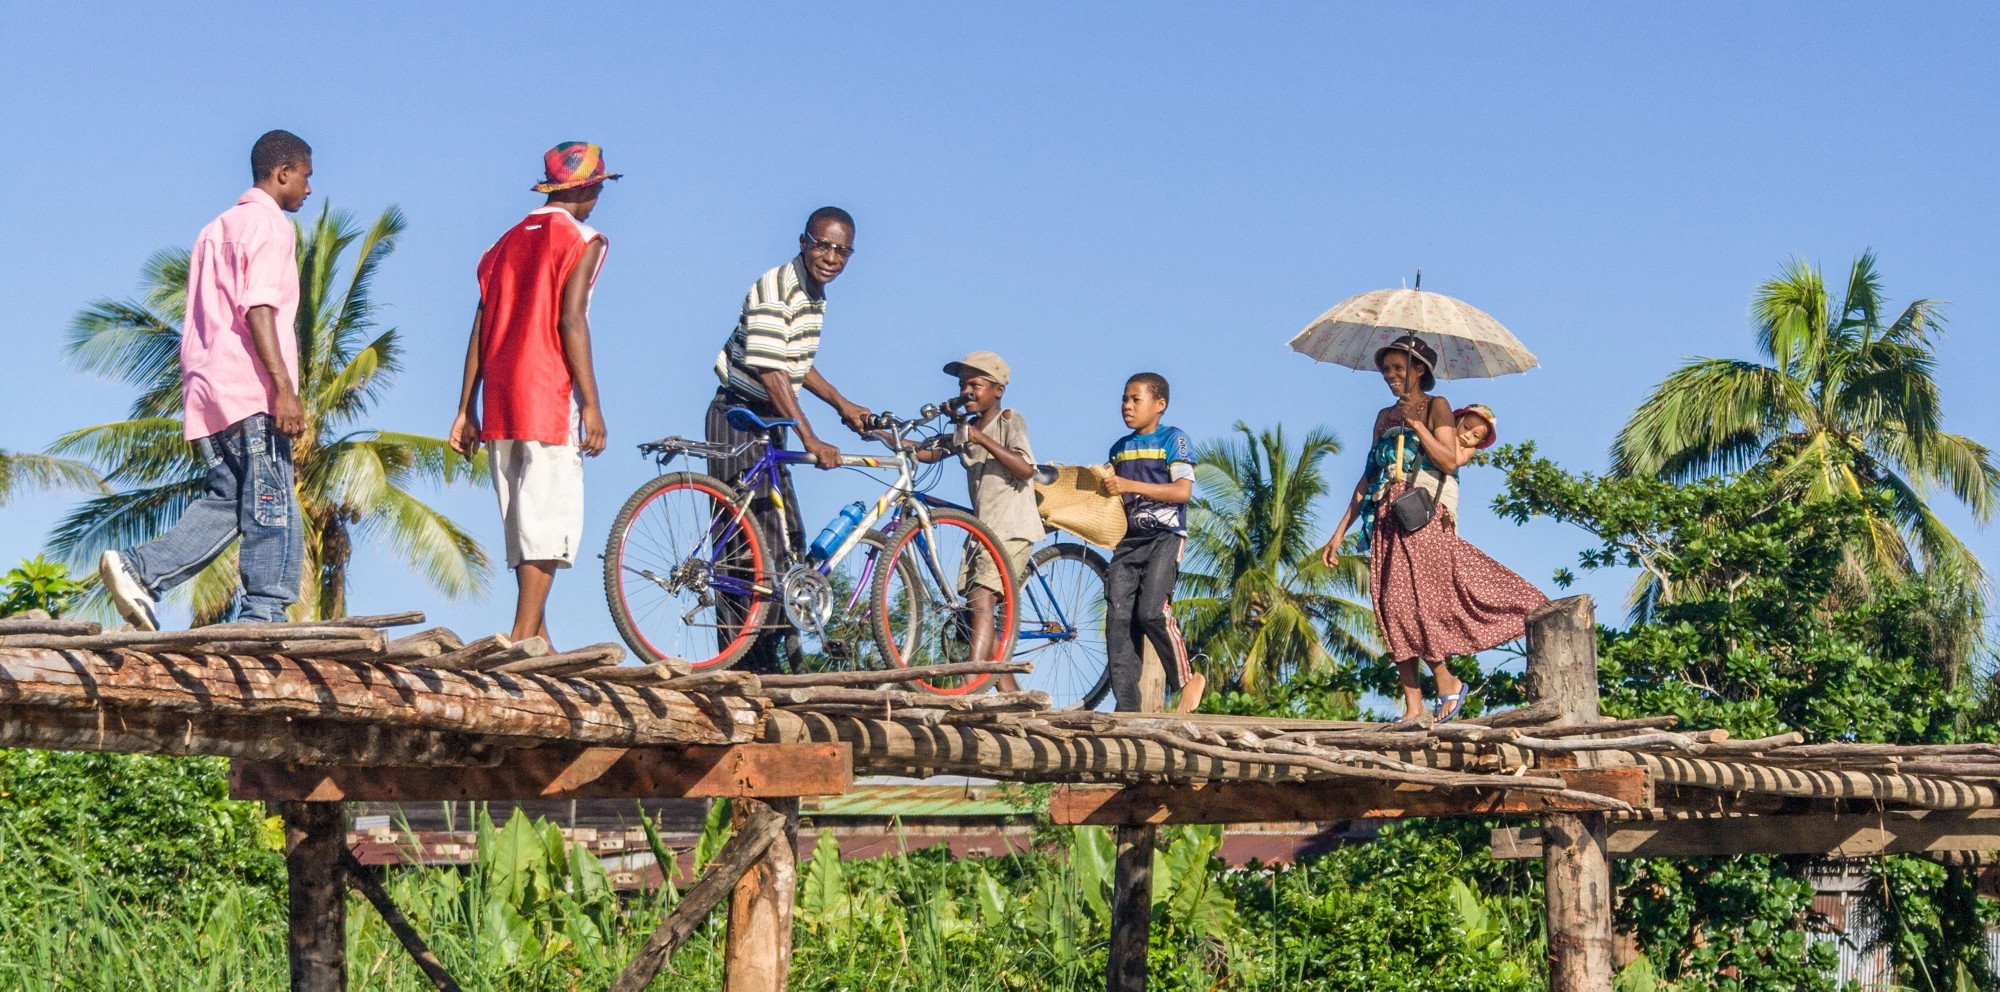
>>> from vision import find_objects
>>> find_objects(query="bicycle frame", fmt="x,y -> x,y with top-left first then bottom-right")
637,410 -> 1084,650
646,421 -> 968,619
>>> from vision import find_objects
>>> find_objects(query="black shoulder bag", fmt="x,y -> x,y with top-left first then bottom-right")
1388,434 -> 1441,533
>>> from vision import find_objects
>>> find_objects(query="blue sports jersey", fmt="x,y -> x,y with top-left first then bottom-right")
1109,426 -> 1196,535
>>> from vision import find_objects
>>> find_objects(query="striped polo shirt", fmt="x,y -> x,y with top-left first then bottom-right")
713,256 -> 824,402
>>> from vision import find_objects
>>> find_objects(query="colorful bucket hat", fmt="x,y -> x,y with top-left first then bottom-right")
1453,404 -> 1499,449
532,142 -> 622,193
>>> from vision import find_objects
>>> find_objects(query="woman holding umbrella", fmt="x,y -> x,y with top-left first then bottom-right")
1293,285 -> 1547,723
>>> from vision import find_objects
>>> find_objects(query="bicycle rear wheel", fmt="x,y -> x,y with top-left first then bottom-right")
603,472 -> 773,670
1014,541 -> 1112,710
869,507 -> 1020,694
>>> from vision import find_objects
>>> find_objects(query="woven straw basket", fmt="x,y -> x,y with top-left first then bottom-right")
1035,464 -> 1127,549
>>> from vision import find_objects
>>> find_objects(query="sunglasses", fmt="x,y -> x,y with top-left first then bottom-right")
803,233 -> 855,259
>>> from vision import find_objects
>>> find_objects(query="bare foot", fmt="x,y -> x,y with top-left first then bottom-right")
1173,672 -> 1207,714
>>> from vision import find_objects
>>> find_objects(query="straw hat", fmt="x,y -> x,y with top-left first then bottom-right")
1034,465 -> 1127,549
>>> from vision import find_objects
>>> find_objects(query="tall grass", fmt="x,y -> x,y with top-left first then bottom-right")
0,801 -> 1545,991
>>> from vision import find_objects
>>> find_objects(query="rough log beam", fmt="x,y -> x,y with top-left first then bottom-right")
0,647 -> 763,746
0,704 -> 521,766
758,660 -> 1031,689
1492,809 -> 2000,860
766,709 -> 1317,783
1641,753 -> 2000,809
1050,769 -> 1650,825
230,743 -> 853,802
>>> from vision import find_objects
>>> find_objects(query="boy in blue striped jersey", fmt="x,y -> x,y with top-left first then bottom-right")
1100,372 -> 1205,713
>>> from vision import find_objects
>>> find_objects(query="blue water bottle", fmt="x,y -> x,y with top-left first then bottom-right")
808,502 -> 869,563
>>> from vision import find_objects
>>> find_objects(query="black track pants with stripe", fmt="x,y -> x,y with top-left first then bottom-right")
1105,529 -> 1191,711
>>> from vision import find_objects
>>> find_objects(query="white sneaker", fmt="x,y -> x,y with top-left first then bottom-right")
98,550 -> 159,632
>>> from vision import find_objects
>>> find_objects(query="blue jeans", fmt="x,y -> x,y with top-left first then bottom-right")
124,414 -> 302,622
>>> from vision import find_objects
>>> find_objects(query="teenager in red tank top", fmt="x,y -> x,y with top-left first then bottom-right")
474,208 -> 607,443
449,142 -> 618,649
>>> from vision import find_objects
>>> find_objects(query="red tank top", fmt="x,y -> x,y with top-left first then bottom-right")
475,208 -> 605,443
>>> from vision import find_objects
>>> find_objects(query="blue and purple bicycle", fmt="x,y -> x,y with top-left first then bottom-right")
602,402 -> 1112,704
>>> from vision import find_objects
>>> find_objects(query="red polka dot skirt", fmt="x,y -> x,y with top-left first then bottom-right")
1369,480 -> 1548,663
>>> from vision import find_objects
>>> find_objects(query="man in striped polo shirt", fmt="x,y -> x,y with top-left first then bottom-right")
707,206 -> 874,672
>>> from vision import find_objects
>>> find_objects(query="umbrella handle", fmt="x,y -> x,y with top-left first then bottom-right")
1393,434 -> 1406,482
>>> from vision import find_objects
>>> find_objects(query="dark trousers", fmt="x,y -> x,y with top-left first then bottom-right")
1104,529 -> 1192,711
704,389 -> 806,674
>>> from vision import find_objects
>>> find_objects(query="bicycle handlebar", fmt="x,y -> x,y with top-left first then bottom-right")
638,395 -> 967,464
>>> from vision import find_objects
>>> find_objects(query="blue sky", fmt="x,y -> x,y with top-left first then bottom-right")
3,3 -> 1996,682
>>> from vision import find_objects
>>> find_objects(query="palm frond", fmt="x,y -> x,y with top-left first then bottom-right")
1833,251 -> 1884,348
330,207 -> 407,351
1752,257 -> 1828,376
347,485 -> 492,599
48,419 -> 199,486
368,431 -> 490,488
64,271 -> 187,419
1612,359 -> 1792,480
1875,428 -> 2000,525
310,331 -> 400,427
0,451 -> 105,506
47,479 -> 209,568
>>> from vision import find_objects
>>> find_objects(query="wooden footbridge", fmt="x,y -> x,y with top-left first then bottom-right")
6,595 -> 2000,991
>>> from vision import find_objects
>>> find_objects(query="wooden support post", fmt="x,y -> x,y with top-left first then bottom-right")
610,800 -> 789,992
1526,595 -> 1613,992
1138,641 -> 1166,713
282,801 -> 347,992
1106,823 -> 1158,992
724,797 -> 799,992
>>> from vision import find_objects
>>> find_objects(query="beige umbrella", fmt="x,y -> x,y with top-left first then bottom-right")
1288,275 -> 1537,380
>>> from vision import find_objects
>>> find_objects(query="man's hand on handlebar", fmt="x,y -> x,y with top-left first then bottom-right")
838,402 -> 874,436
804,436 -> 843,469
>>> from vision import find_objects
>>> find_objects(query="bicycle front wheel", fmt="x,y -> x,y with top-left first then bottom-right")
1014,541 -> 1112,710
603,472 -> 773,670
870,507 -> 1020,695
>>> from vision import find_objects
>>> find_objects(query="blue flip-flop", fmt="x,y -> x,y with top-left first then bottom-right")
1433,688 -> 1467,723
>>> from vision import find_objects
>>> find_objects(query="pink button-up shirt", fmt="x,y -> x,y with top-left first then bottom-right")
181,188 -> 299,439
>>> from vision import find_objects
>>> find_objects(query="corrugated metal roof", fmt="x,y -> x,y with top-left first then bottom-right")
801,784 -> 1039,818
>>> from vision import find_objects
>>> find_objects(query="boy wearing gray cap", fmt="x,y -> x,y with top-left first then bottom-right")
916,351 -> 1042,689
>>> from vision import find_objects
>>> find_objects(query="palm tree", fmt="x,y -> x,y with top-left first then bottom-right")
48,205 -> 491,622
1175,422 -> 1377,696
1613,253 -> 1999,600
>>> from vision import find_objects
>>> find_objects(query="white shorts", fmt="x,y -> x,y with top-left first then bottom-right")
488,431 -> 584,570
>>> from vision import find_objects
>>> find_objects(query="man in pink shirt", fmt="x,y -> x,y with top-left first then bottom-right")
100,130 -> 313,630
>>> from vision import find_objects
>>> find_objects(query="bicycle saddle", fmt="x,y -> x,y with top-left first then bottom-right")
725,406 -> 797,432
